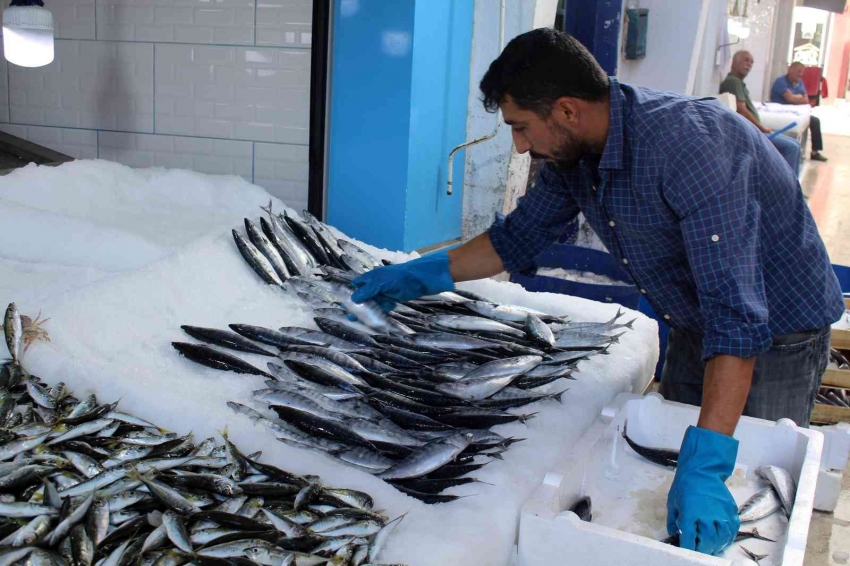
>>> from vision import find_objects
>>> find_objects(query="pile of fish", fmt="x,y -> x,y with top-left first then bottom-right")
829,348 -> 850,371
170,204 -> 634,503
816,386 -> 850,408
1,303 -> 405,566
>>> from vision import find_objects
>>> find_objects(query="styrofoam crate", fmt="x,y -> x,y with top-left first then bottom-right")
518,393 -> 823,566
812,422 -> 850,512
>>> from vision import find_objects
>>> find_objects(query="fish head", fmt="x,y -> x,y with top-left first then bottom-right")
243,547 -> 269,562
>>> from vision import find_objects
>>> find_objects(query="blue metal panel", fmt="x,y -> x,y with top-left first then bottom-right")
326,0 -> 415,250
563,0 -> 622,76
403,0 -> 473,252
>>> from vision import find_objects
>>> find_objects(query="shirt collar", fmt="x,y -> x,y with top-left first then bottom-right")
599,78 -> 625,171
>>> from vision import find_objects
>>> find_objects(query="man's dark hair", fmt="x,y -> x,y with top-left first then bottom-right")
480,28 -> 610,115
790,61 -> 805,68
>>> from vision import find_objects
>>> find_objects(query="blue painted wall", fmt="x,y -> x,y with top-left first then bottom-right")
327,0 -> 415,249
327,0 -> 474,252
404,0 -> 474,251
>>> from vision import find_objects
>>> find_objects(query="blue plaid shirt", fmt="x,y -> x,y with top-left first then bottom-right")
489,79 -> 844,360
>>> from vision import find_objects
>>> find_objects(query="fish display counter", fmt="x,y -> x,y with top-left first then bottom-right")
0,160 -> 661,566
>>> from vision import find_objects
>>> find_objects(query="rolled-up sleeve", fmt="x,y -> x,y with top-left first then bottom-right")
664,131 -> 772,361
488,164 -> 580,275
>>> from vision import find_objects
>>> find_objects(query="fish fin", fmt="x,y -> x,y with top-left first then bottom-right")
550,389 -> 570,404
260,200 -> 274,216
624,318 -> 636,330
518,412 -> 538,425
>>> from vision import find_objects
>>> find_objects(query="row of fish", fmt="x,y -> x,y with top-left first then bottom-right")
170,204 -> 634,502
830,348 -> 850,371
1,302 -> 406,566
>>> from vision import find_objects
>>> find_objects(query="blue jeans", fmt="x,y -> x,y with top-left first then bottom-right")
770,134 -> 801,177
658,326 -> 831,427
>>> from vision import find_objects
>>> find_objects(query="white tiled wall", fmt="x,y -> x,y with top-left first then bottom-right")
257,0 -> 313,47
99,132 -> 253,181
1,1 -> 312,209
254,142 -> 309,212
0,125 -> 97,160
97,0 -> 255,45
9,41 -> 154,132
155,44 -> 310,143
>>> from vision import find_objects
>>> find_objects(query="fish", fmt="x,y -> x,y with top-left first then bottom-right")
755,465 -> 796,518
172,342 -> 272,378
377,434 -> 472,480
244,219 -> 291,283
4,303 -> 22,362
180,326 -> 275,356
738,485 -> 782,523
232,230 -> 284,286
525,314 -> 555,347
569,496 -> 592,522
621,422 -> 678,468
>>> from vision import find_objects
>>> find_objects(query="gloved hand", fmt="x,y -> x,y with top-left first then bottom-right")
351,251 -> 454,312
667,426 -> 740,556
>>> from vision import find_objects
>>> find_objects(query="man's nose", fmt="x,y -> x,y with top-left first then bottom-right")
512,131 -> 531,154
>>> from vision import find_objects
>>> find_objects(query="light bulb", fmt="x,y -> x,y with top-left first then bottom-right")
3,4 -> 54,68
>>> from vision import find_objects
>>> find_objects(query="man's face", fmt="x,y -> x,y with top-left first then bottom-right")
501,95 -> 587,170
789,64 -> 805,83
732,52 -> 754,77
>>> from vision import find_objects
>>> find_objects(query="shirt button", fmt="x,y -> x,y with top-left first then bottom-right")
663,314 -> 671,320
622,258 -> 629,265
609,220 -> 616,227
711,235 -> 720,242
640,288 -> 647,294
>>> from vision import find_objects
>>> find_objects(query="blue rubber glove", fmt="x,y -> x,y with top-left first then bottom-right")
667,426 -> 740,556
350,251 -> 454,312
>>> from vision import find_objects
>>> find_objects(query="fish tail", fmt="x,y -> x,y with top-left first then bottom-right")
518,412 -> 538,425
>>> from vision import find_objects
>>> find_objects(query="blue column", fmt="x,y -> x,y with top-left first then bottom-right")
327,0 -> 474,252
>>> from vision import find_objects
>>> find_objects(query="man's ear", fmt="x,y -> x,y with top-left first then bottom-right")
553,97 -> 580,126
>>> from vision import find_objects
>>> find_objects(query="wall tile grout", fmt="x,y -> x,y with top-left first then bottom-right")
5,120 -> 310,147
52,37 -> 311,50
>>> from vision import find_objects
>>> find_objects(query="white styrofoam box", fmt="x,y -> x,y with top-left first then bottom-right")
0,125 -> 97,160
519,393 -> 823,566
0,41 -> 8,123
811,423 -> 850,512
256,0 -> 312,47
253,142 -> 309,211
51,0 -> 96,40
8,40 -> 154,133
155,45 -> 310,144
97,0 -> 255,45
98,131 -> 253,182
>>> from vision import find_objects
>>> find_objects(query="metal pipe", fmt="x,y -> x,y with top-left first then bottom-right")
447,0 -> 506,196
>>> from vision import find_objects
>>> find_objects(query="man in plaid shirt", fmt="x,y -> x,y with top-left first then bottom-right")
352,29 -> 844,555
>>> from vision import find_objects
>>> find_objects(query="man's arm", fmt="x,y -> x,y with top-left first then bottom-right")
698,355 -> 756,435
448,233 -> 505,282
736,101 -> 771,133
781,90 -> 808,105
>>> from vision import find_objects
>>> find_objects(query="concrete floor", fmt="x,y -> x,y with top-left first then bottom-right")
800,128 -> 850,565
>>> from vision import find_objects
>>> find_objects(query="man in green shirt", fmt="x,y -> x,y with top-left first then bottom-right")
720,51 -> 801,175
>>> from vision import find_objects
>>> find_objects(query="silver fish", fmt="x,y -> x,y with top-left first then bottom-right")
87,498 -> 109,547
4,303 -> 22,362
245,218 -> 291,283
432,315 -> 525,337
46,493 -> 93,546
232,229 -> 284,286
755,465 -> 796,518
47,419 -> 116,446
409,333 -> 493,351
738,485 -> 782,523
378,434 -> 473,480
466,300 -> 556,322
0,515 -> 52,546
460,355 -> 542,381
0,433 -> 52,462
437,372 -> 524,401
525,314 -> 555,347
162,511 -> 192,553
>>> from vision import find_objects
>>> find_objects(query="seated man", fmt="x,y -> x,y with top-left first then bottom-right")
720,51 -> 801,176
771,62 -> 827,162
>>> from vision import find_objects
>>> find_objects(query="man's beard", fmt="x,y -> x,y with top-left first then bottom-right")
532,121 -> 588,170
